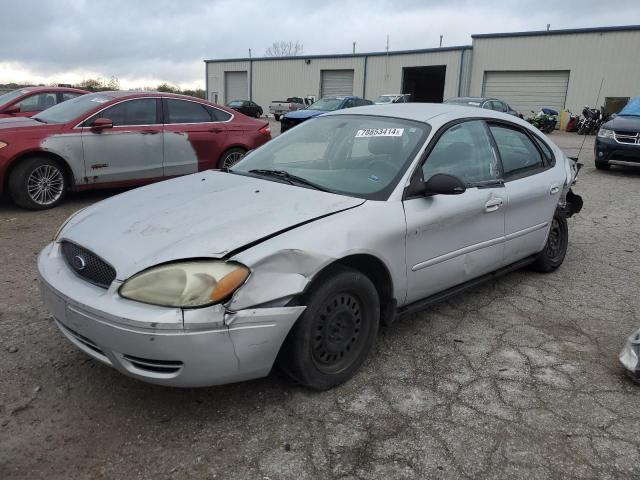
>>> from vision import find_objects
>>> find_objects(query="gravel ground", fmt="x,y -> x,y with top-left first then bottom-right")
1,129 -> 640,480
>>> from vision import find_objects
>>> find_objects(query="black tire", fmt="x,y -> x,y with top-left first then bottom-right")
274,114 -> 281,121
595,161 -> 610,170
530,213 -> 568,273
218,147 -> 246,169
278,266 -> 380,390
8,156 -> 67,210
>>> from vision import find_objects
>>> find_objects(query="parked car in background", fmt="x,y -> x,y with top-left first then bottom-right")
38,103 -> 582,390
0,86 -> 88,118
269,97 -> 310,121
595,96 -> 640,170
226,99 -> 263,118
445,96 -> 519,116
281,96 -> 373,132
0,91 -> 271,209
373,94 -> 411,104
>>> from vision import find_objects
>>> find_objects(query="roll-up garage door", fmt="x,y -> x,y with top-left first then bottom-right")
225,71 -> 248,103
320,70 -> 354,98
482,71 -> 569,114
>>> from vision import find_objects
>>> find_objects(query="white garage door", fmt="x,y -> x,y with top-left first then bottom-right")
482,71 -> 570,114
321,70 -> 354,98
225,71 -> 248,103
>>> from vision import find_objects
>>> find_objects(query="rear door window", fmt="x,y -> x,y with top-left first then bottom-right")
166,99 -> 212,124
489,125 -> 544,178
206,105 -> 231,121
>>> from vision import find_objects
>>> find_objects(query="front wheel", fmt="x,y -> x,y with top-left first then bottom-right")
274,114 -> 281,121
218,148 -> 246,169
278,266 -> 380,390
530,213 -> 568,272
9,157 -> 67,210
595,161 -> 610,170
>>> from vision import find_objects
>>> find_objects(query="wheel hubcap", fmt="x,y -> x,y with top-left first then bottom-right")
312,293 -> 363,372
223,152 -> 244,169
27,165 -> 64,205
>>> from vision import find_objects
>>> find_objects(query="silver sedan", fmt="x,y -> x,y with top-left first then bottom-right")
38,104 -> 582,390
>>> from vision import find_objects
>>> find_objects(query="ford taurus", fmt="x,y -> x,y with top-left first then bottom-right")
39,104 -> 582,390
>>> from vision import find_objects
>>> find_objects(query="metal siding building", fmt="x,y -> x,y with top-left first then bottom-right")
469,26 -> 640,114
205,25 -> 640,116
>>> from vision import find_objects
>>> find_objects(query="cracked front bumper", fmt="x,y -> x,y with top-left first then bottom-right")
38,243 -> 305,387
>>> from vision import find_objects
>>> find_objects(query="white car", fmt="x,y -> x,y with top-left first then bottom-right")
39,104 -> 582,390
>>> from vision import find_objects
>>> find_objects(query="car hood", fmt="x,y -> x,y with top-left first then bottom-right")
60,170 -> 365,279
284,109 -> 326,120
604,115 -> 640,132
0,117 -> 61,133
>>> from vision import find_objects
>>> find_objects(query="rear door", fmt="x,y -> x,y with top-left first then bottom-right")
162,98 -> 230,175
81,98 -> 164,183
403,120 -> 506,303
487,122 -> 564,264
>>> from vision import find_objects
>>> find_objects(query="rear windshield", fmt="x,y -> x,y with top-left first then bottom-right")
34,93 -> 115,124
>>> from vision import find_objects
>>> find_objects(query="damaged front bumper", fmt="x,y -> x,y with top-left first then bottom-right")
38,243 -> 305,387
620,329 -> 640,381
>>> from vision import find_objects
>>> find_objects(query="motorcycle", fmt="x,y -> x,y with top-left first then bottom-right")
577,105 -> 601,135
526,108 -> 558,134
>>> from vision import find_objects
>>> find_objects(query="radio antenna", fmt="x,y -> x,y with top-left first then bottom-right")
576,77 -> 604,160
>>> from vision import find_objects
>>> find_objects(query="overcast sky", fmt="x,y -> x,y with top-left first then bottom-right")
1,0 -> 639,89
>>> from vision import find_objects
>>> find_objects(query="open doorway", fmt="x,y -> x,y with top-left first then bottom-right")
401,66 -> 446,103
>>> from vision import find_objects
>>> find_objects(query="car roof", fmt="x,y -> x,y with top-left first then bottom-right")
447,96 -> 491,102
13,86 -> 88,94
325,102 -> 529,128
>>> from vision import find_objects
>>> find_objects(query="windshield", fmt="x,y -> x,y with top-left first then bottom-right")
227,100 -> 243,107
307,98 -> 343,111
0,89 -> 28,108
619,96 -> 640,117
34,92 -> 114,124
374,96 -> 394,103
231,114 -> 429,200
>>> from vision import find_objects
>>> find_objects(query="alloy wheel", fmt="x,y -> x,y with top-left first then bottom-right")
27,165 -> 64,206
222,151 -> 245,168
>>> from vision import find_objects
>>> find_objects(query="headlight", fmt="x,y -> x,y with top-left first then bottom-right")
119,261 -> 249,308
54,207 -> 87,241
597,128 -> 614,139
0,141 -> 7,149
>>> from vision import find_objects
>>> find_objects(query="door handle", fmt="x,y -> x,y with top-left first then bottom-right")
141,129 -> 160,135
485,198 -> 503,213
208,128 -> 223,133
549,185 -> 560,195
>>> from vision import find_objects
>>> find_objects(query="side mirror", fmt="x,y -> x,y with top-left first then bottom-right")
91,118 -> 113,130
423,173 -> 466,196
3,105 -> 20,115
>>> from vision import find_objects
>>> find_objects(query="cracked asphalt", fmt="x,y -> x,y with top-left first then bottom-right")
1,128 -> 640,479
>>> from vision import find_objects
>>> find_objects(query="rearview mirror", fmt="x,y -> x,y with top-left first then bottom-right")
91,118 -> 113,130
423,173 -> 466,196
3,105 -> 20,115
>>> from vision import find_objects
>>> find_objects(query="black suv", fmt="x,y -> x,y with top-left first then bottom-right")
595,97 -> 640,170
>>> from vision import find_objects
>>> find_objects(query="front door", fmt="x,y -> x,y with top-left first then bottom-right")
81,98 -> 164,184
404,120 -> 506,303
162,98 -> 229,174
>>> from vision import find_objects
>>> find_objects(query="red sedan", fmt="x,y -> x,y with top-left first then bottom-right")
0,91 -> 271,209
0,86 -> 88,119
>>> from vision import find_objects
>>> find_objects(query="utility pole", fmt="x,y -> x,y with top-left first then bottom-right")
439,35 -> 443,47
353,42 -> 356,54
248,48 -> 252,58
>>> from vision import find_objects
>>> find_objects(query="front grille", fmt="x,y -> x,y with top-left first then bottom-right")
61,241 -> 116,288
614,131 -> 640,145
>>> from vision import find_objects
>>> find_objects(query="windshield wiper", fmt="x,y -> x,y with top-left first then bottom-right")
248,169 -> 331,192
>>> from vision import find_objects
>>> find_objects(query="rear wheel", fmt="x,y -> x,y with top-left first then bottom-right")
530,213 -> 568,273
278,266 -> 380,390
9,157 -> 67,210
218,148 -> 246,169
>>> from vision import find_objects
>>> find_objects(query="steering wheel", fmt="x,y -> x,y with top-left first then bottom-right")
367,158 -> 397,178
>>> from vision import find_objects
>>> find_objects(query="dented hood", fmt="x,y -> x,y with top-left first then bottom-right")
60,170 -> 365,279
